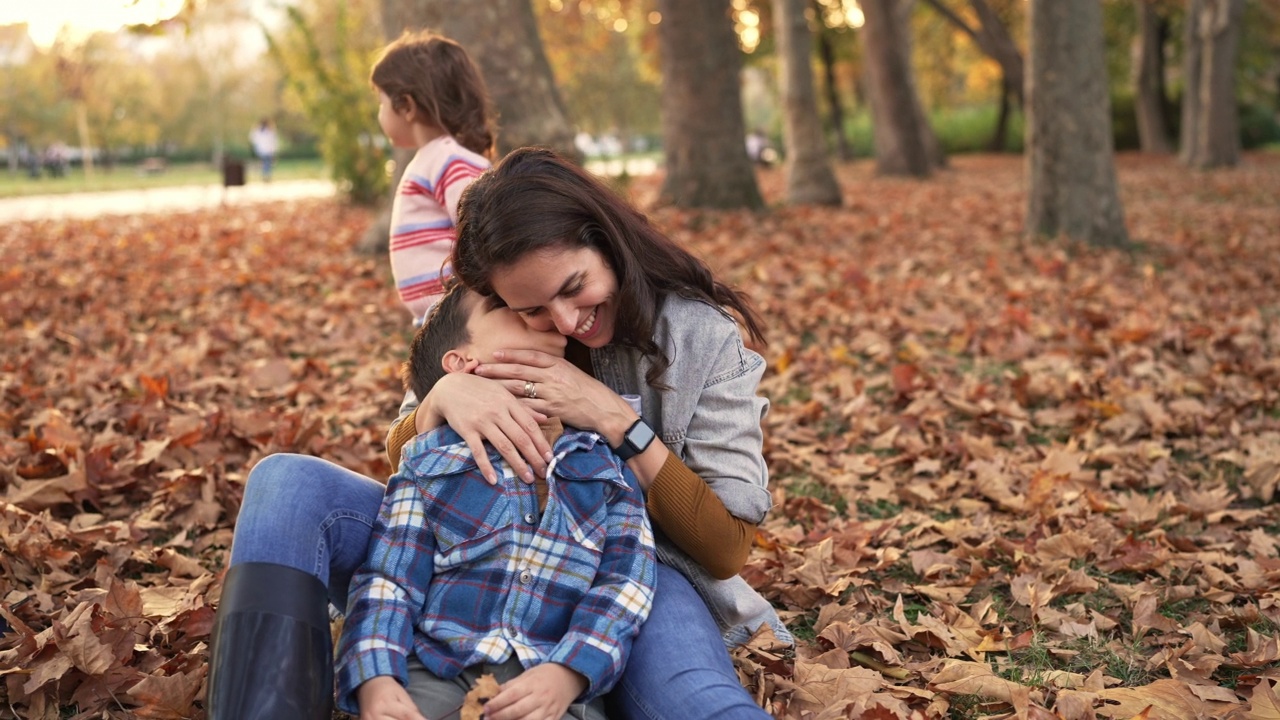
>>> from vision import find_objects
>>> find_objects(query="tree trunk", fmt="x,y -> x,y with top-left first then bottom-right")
1133,0 -> 1173,154
656,0 -> 763,208
774,0 -> 841,205
361,0 -> 581,254
814,16 -> 852,161
988,74 -> 1012,151
1179,0 -> 1204,164
1025,0 -> 1129,247
860,0 -> 933,177
385,0 -> 580,160
1182,0 -> 1245,168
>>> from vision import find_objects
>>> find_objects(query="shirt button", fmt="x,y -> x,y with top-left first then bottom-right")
524,512 -> 536,524
519,570 -> 532,585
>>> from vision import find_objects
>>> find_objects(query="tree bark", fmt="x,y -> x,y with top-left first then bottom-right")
385,0 -> 580,161
1133,0 -> 1173,154
813,13 -> 852,161
656,0 -> 763,208
1025,0 -> 1129,247
860,0 -> 933,177
774,0 -> 841,205
1181,0 -> 1245,168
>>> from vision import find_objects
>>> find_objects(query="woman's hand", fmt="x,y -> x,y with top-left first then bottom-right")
475,349 -> 636,446
483,663 -> 586,720
356,676 -> 427,720
423,372 -> 552,485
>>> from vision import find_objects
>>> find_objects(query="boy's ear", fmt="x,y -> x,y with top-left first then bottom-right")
441,349 -> 469,374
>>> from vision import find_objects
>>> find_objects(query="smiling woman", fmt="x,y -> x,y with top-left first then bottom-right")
0,0 -> 185,47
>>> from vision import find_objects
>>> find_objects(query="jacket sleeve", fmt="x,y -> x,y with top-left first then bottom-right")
334,475 -> 435,714
385,390 -> 421,468
547,468 -> 656,700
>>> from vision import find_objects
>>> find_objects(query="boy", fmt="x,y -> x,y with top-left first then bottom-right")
336,284 -> 656,720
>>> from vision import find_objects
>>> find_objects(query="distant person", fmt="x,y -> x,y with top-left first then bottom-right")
745,128 -> 774,168
337,282 -> 656,720
248,118 -> 279,182
370,30 -> 495,323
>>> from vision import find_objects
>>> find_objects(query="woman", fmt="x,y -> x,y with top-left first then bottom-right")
208,147 -> 786,720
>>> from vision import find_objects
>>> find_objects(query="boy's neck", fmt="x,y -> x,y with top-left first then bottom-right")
413,124 -> 446,148
538,417 -> 564,447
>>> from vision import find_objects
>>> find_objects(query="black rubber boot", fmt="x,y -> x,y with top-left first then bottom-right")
206,562 -> 335,719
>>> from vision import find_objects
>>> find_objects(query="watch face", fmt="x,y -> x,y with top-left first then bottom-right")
628,420 -> 656,451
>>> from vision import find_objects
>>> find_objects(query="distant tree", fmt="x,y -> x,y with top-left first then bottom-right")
811,12 -> 853,160
267,3 -> 388,205
1180,0 -> 1245,168
920,0 -> 1024,151
656,0 -> 763,208
1133,0 -> 1173,154
859,0 -> 940,176
535,0 -> 661,144
773,0 -> 841,204
1026,0 -> 1128,247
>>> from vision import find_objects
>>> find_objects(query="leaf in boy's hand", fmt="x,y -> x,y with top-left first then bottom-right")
460,673 -> 501,720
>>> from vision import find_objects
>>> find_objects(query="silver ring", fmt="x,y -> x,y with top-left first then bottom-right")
523,380 -> 537,399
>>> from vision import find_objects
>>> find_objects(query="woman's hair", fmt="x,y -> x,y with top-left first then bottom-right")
453,147 -> 765,386
370,30 -> 496,158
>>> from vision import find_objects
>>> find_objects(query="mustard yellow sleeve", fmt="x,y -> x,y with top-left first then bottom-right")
385,405 -> 421,469
646,453 -> 755,580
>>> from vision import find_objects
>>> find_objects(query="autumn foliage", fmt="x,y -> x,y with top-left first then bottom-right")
3,153 -> 1280,719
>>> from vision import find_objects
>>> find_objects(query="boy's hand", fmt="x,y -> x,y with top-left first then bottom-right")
357,676 -> 427,720
483,663 -> 587,720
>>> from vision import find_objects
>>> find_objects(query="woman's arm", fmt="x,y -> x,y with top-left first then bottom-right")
475,340 -> 768,579
386,373 -> 553,485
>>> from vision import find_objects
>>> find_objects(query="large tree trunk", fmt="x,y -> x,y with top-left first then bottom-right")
387,0 -> 580,160
774,0 -> 841,205
360,0 -> 580,253
656,0 -> 762,208
1025,0 -> 1129,247
814,14 -> 852,161
1133,0 -> 1173,154
860,0 -> 933,177
1181,0 -> 1245,168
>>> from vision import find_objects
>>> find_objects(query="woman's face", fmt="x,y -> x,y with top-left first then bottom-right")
489,245 -> 619,348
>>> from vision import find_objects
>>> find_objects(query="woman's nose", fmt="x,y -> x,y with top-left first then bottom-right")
550,304 -> 578,336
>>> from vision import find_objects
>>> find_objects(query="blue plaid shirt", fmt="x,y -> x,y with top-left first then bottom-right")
336,424 -> 656,712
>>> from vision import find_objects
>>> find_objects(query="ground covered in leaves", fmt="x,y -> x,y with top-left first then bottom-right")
2,152 -> 1280,719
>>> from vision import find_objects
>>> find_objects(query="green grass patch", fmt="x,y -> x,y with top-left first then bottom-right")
0,158 -> 327,198
857,498 -> 903,520
788,478 -> 849,517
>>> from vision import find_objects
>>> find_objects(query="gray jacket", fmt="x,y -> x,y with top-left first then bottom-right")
395,293 -> 792,646
587,294 -> 791,646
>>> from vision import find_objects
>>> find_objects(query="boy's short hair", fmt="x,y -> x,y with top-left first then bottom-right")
402,281 -> 473,400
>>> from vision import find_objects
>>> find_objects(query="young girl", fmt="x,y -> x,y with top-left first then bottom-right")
371,30 -> 495,322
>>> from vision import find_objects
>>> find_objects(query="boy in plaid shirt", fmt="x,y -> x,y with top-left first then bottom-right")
337,284 -> 656,720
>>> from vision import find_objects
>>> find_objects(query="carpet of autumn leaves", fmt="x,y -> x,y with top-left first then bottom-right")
2,151 -> 1280,720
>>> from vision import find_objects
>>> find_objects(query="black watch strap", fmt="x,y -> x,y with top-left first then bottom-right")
612,418 -> 656,462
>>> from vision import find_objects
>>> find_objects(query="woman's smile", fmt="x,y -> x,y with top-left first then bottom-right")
492,245 -> 619,348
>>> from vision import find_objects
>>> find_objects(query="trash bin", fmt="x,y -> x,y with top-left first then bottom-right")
222,158 -> 246,187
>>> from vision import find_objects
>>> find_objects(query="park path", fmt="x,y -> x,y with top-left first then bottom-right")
0,179 -> 337,223
0,157 -> 657,224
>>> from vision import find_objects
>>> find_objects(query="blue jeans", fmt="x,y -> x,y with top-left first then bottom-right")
229,453 -> 770,719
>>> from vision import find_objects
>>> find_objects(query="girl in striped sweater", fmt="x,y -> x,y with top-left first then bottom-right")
371,30 -> 495,322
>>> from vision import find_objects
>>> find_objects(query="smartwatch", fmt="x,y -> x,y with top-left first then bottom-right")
612,418 -> 656,462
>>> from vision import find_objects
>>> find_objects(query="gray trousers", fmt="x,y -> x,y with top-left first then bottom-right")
405,657 -> 607,720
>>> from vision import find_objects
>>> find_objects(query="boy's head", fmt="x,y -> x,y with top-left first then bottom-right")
403,282 -> 568,400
